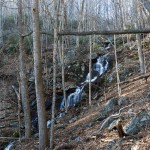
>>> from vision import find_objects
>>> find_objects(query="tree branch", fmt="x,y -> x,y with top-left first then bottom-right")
22,31 -> 53,37
58,28 -> 150,36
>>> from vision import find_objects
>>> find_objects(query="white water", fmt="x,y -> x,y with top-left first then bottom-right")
47,55 -> 109,127
60,55 -> 109,110
60,84 -> 85,110
5,141 -> 15,150
94,56 -> 109,75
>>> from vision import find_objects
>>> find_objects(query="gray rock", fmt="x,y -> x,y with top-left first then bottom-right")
107,71 -> 117,83
9,122 -> 18,128
106,139 -> 117,150
96,97 -> 118,121
125,110 -> 150,135
88,53 -> 97,59
100,114 -> 124,131
56,124 -> 66,130
118,96 -> 128,107
69,116 -> 77,123
108,119 -> 120,131
74,136 -> 81,142
147,92 -> 150,100
34,133 -> 39,138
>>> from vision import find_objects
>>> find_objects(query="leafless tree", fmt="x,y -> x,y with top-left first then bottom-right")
32,0 -> 48,149
18,0 -> 31,138
50,0 -> 58,149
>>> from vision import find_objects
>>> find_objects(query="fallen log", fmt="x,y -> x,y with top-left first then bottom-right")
58,28 -> 150,36
119,73 -> 150,85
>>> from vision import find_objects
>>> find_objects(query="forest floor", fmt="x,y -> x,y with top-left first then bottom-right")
0,36 -> 150,150
11,67 -> 150,150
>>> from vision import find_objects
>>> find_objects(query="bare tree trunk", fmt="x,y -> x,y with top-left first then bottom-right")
50,0 -> 58,149
32,0 -> 48,149
58,29 -> 150,36
89,35 -> 92,106
0,1 -> 3,44
76,0 -> 85,48
61,0 -> 67,112
114,35 -> 121,96
136,33 -> 145,73
135,0 -> 145,74
61,36 -> 67,112
18,0 -> 31,138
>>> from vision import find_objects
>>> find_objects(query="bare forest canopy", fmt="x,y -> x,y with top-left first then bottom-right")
0,0 -> 150,43
58,28 -> 150,36
0,0 -> 150,150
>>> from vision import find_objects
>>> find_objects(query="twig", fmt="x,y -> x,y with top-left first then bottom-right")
118,103 -> 134,114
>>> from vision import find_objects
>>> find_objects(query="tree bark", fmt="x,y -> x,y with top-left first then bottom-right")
89,35 -> 92,106
61,0 -> 67,112
114,35 -> 121,96
135,0 -> 145,74
76,0 -> 85,48
32,0 -> 48,149
58,28 -> 150,36
50,0 -> 58,149
136,33 -> 145,73
0,0 -> 3,44
18,0 -> 31,138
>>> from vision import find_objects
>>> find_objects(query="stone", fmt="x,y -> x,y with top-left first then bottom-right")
96,97 -> 119,121
9,122 -> 18,128
118,96 -> 128,107
106,139 -> 117,150
74,136 -> 81,142
147,92 -> 150,100
69,116 -> 77,123
108,119 -> 120,131
125,110 -> 150,135
56,124 -> 66,130
34,133 -> 39,138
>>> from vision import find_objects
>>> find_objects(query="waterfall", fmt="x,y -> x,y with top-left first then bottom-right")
94,56 -> 109,75
47,54 -> 110,127
60,84 -> 85,110
4,141 -> 16,150
60,54 -> 109,111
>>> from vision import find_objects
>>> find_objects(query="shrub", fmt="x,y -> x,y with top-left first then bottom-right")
4,34 -> 18,55
3,15 -> 16,31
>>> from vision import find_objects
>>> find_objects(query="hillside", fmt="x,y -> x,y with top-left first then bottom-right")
0,34 -> 149,150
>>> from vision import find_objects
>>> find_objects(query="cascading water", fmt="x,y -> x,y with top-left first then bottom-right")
5,52 -> 110,150
60,54 -> 109,111
47,53 -> 110,128
4,141 -> 16,150
60,84 -> 85,110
